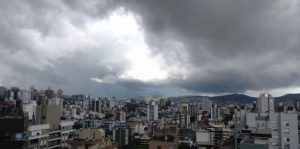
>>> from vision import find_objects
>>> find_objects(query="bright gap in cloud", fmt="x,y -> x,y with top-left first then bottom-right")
88,8 -> 169,83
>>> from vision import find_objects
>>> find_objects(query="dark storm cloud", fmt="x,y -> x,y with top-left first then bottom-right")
1,0 -> 300,98
114,0 -> 300,93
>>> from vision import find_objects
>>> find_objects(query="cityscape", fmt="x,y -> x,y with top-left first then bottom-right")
1,0 -> 300,149
0,86 -> 300,149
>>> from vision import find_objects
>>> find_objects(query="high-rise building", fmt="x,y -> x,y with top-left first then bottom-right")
113,124 -> 131,146
119,111 -> 126,122
179,114 -> 191,128
237,112 -> 298,149
22,100 -> 37,121
147,102 -> 158,122
235,93 -> 298,149
257,93 -> 274,113
0,87 -> 6,101
90,99 -> 101,112
211,104 -> 220,120
201,97 -> 212,112
44,87 -> 55,99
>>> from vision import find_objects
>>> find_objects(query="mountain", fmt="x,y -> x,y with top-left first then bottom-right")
122,93 -> 300,104
275,94 -> 300,104
211,93 -> 256,103
165,94 -> 256,104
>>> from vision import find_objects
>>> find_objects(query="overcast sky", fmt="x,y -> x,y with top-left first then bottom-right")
1,0 -> 300,99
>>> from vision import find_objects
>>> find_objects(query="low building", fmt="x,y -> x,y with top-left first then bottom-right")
67,128 -> 116,149
196,130 -> 215,148
60,121 -> 74,148
27,124 -> 50,149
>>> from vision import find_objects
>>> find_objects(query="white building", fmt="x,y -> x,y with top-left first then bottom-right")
119,111 -> 126,122
180,114 -> 191,128
196,130 -> 215,148
109,99 -> 116,108
22,100 -> 37,120
211,104 -> 220,120
134,123 -> 146,135
20,90 -> 31,103
241,112 -> 298,149
257,93 -> 274,113
147,102 -> 158,121
60,121 -> 74,148
235,93 -> 298,149
27,124 -> 50,149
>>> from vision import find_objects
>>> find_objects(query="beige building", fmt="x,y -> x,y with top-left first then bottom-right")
79,128 -> 105,140
67,128 -> 117,149
36,99 -> 61,130
149,124 -> 179,149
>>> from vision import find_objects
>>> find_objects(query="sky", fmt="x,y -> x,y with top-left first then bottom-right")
1,0 -> 300,99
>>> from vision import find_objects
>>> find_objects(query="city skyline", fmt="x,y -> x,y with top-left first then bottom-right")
1,0 -> 300,98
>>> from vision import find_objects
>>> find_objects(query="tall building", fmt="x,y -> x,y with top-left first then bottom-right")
179,114 -> 191,129
147,102 -> 158,122
22,100 -> 37,121
237,112 -> 298,149
119,111 -> 126,122
36,98 -> 62,149
0,87 -> 6,101
36,99 -> 61,130
201,97 -> 212,112
90,99 -> 101,112
181,103 -> 189,114
44,87 -> 55,99
257,93 -> 274,113
235,93 -> 298,149
113,124 -> 131,146
211,104 -> 220,120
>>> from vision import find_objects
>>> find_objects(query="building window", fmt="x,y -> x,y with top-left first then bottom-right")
273,128 -> 278,132
283,121 -> 290,127
284,144 -> 290,149
283,128 -> 290,134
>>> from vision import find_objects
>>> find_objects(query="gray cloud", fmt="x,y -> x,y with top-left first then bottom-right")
1,0 -> 300,98
114,0 -> 300,93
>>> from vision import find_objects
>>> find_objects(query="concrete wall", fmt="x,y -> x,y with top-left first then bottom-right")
79,128 -> 105,140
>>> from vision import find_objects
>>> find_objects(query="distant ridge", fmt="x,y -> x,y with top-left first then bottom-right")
211,93 -> 256,103
275,93 -> 300,104
122,93 -> 300,104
